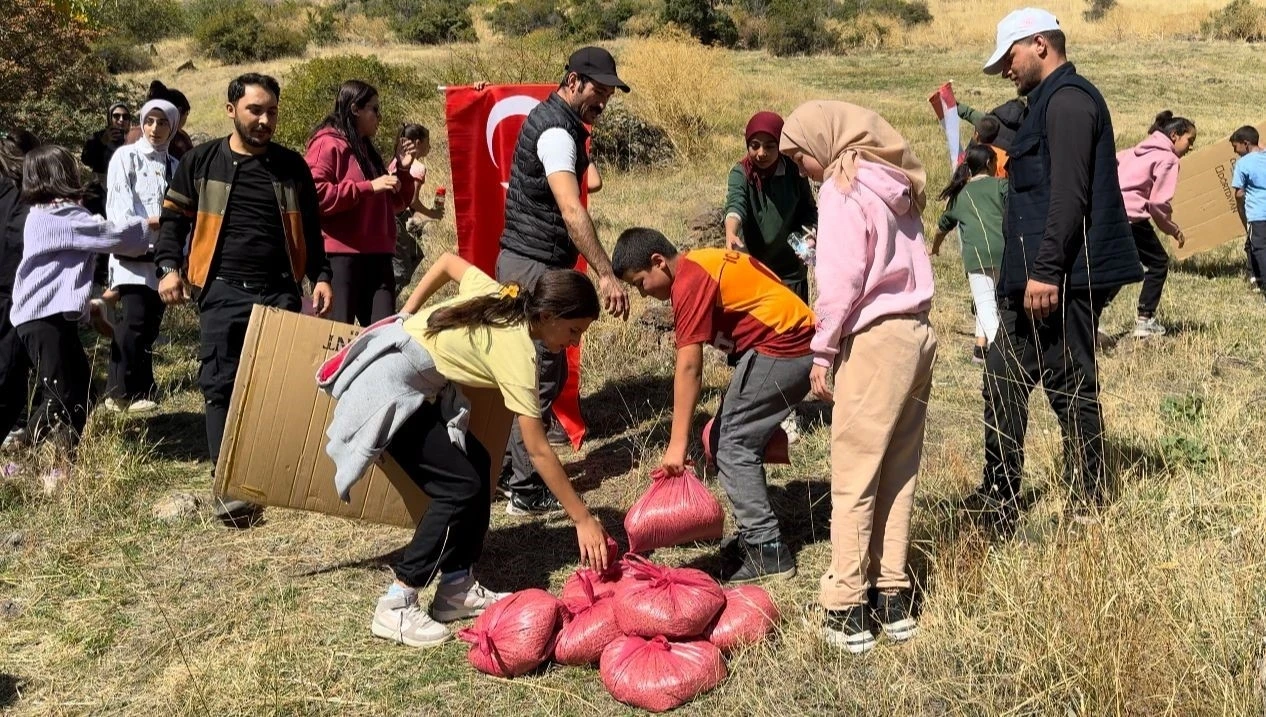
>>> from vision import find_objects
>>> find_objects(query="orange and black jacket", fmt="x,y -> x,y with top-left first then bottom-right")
154,136 -> 331,292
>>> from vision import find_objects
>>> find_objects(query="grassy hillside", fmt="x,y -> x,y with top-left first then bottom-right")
3,18 -> 1266,716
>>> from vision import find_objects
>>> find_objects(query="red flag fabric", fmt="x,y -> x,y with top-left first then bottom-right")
927,82 -> 961,172
444,85 -> 588,449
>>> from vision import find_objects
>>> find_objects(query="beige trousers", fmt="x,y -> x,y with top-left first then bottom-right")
818,314 -> 937,610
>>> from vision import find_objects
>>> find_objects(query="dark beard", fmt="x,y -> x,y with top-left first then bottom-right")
233,117 -> 270,148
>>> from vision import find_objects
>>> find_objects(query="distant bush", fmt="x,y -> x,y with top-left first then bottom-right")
82,0 -> 191,41
1083,0 -> 1117,22
487,0 -> 567,36
835,14 -> 897,50
194,1 -> 308,62
590,101 -> 676,170
94,38 -> 155,74
826,0 -> 931,25
394,0 -> 477,44
663,0 -> 739,46
765,0 -> 836,56
307,5 -> 342,46
1201,0 -> 1266,41
619,33 -> 737,157
434,30 -> 573,86
277,54 -> 433,156
569,0 -> 640,40
728,6 -> 766,49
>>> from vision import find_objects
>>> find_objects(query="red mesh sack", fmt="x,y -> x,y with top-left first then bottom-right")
457,589 -> 563,678
599,635 -> 728,713
624,467 -> 724,554
612,554 -> 726,639
704,585 -> 781,654
560,536 -> 625,606
553,578 -> 623,666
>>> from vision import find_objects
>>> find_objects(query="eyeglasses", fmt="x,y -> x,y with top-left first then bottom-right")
111,113 -> 131,121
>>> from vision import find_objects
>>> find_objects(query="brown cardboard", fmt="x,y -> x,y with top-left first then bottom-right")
213,306 -> 514,529
1170,122 -> 1266,260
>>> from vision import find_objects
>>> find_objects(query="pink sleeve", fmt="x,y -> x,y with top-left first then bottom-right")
1148,155 -> 1182,237
306,138 -> 374,216
392,169 -> 417,213
810,182 -> 869,366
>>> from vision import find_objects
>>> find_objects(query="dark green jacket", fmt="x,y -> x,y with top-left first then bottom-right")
937,177 -> 1007,274
724,155 -> 817,283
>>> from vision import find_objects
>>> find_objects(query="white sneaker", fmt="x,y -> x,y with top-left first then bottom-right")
101,398 -> 124,413
127,399 -> 159,414
370,590 -> 451,647
1131,317 -> 1166,338
431,575 -> 509,623
2,428 -> 29,452
780,413 -> 800,445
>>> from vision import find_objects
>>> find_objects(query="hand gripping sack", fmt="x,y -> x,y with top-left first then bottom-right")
704,585 -> 781,654
612,554 -> 726,639
457,589 -> 563,678
553,577 -> 623,666
624,467 -> 724,554
560,536 -> 625,606
599,635 -> 727,713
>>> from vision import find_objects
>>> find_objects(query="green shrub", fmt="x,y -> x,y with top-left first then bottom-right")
662,0 -> 737,45
487,0 -> 566,36
1200,0 -> 1266,40
765,0 -> 836,56
826,0 -> 932,26
276,54 -> 434,155
94,38 -> 155,74
434,30 -> 573,86
395,0 -> 476,44
82,0 -> 190,41
307,5 -> 341,46
1083,0 -> 1117,21
589,101 -> 675,170
569,0 -> 640,40
194,1 -> 308,63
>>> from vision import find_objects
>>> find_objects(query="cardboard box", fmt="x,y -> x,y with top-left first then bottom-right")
213,306 -> 513,529
1170,122 -> 1266,260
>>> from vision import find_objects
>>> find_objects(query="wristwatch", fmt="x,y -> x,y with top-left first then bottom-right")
156,264 -> 181,280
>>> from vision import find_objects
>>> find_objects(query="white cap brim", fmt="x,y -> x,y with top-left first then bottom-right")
983,43 -> 1010,75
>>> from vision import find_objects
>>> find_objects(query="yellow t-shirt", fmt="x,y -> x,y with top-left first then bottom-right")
402,267 -> 540,418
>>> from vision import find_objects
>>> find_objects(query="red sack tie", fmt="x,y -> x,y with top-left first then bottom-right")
612,554 -> 726,639
561,536 -> 625,606
624,467 -> 724,554
704,585 -> 782,655
599,634 -> 728,713
553,576 -> 623,666
457,589 -> 563,678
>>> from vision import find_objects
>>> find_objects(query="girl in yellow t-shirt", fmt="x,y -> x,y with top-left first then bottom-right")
368,252 -> 609,648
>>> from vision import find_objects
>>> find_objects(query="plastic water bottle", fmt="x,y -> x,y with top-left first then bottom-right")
787,229 -> 816,267
434,186 -> 446,213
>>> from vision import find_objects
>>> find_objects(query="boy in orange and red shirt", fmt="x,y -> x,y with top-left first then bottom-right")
612,227 -> 814,583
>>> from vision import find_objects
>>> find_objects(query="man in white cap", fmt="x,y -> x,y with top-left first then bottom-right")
976,8 -> 1141,528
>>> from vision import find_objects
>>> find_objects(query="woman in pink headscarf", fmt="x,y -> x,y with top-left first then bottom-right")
722,111 -> 819,302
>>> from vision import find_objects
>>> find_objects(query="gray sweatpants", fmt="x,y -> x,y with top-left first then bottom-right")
495,250 -> 569,494
716,350 -> 814,545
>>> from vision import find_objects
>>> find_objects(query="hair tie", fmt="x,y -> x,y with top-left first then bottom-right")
498,284 -> 520,300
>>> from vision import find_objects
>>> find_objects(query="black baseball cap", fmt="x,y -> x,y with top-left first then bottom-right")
565,46 -> 631,93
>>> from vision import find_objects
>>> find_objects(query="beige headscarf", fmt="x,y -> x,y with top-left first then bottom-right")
779,100 -> 927,213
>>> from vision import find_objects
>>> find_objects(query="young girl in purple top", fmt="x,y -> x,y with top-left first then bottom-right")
11,145 -> 149,448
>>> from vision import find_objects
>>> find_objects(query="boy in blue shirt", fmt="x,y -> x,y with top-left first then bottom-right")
1231,125 -> 1266,292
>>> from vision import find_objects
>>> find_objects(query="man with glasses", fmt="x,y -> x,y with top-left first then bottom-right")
495,46 -> 631,516
975,8 -> 1141,529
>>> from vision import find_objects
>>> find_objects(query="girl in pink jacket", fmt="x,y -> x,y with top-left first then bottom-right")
1115,110 -> 1196,338
780,101 -> 936,655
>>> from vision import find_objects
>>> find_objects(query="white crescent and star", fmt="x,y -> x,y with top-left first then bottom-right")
486,95 -> 542,189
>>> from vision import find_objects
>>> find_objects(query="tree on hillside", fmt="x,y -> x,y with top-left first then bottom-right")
0,0 -> 129,147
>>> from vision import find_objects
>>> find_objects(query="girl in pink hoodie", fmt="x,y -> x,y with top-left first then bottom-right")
780,101 -> 936,655
1115,110 -> 1196,338
305,80 -> 417,327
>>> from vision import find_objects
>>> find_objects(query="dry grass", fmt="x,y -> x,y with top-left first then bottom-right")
5,26 -> 1266,716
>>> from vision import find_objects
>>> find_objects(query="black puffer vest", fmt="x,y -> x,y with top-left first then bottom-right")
499,93 -> 590,267
1002,63 -> 1140,295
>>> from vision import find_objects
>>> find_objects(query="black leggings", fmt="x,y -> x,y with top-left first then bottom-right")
329,253 -> 395,327
388,401 -> 492,589
17,315 -> 91,446
1131,221 -> 1170,318
107,285 -> 166,400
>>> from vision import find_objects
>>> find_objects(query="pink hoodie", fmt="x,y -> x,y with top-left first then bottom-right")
1116,131 -> 1182,237
811,161 -> 935,367
305,127 -> 416,255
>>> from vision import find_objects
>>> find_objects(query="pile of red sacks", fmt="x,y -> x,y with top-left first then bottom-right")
459,552 -> 782,712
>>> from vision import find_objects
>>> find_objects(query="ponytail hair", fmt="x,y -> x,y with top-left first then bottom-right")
938,144 -> 996,205
425,269 -> 600,338
1149,110 -> 1195,140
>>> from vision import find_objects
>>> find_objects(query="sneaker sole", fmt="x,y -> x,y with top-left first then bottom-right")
370,620 -> 451,647
881,618 -> 919,642
505,502 -> 562,517
823,630 -> 877,654
726,566 -> 797,584
430,604 -> 490,623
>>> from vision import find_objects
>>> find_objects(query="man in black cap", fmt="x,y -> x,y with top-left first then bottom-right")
496,46 -> 630,516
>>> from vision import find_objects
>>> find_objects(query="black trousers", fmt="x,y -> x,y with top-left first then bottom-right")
388,401 -> 492,588
0,308 -> 32,439
495,250 -> 568,494
329,253 -> 395,327
17,315 -> 91,445
1247,221 -> 1266,286
197,278 -> 300,466
981,291 -> 1105,504
107,285 -> 166,400
1131,221 -> 1169,317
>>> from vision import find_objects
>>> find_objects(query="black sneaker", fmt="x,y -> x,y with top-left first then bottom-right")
505,489 -> 563,517
963,486 -> 1019,535
213,498 -> 264,529
822,605 -> 876,654
971,344 -> 987,364
546,421 -> 570,447
874,591 -> 918,642
725,540 -> 796,583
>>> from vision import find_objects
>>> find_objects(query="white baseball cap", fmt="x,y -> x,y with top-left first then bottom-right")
983,8 -> 1061,75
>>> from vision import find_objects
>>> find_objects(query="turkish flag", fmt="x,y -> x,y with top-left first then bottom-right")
445,84 -> 589,449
